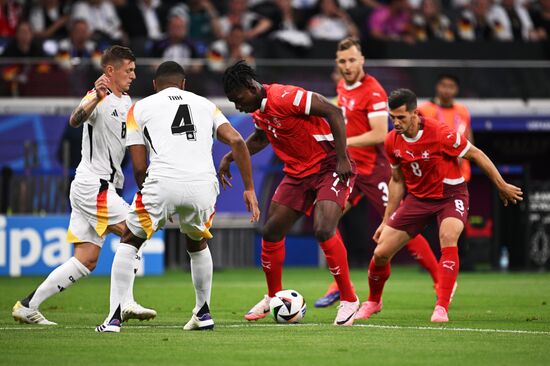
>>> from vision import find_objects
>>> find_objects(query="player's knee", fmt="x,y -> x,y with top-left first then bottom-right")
121,227 -> 144,249
439,230 -> 459,247
261,226 -> 284,243
313,228 -> 335,243
80,257 -> 98,271
373,248 -> 391,266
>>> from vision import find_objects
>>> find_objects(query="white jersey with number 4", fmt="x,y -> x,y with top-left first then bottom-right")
126,86 -> 229,183
75,89 -> 132,189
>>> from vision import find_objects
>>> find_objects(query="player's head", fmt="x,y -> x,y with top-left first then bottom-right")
101,45 -> 136,93
153,61 -> 186,92
223,60 -> 263,113
388,88 -> 419,135
335,37 -> 365,85
435,74 -> 459,104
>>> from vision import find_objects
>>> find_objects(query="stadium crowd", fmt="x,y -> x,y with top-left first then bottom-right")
0,0 -> 548,97
1,0 -> 549,61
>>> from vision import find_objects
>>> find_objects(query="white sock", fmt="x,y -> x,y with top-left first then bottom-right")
123,249 -> 141,306
188,246 -> 213,314
107,243 -> 137,322
27,257 -> 90,309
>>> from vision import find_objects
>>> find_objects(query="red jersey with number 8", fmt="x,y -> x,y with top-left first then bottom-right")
385,117 -> 471,199
252,84 -> 334,178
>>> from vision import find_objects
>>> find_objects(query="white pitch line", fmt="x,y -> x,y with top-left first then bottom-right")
1,323 -> 549,335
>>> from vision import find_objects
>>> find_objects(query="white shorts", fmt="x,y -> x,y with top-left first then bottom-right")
67,178 -> 130,247
126,178 -> 219,241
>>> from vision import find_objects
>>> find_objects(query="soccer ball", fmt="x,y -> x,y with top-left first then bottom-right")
269,289 -> 306,324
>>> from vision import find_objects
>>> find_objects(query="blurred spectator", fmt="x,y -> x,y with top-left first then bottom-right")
207,25 -> 253,72
219,0 -> 273,40
0,0 -> 22,38
72,0 -> 123,43
28,0 -> 71,40
1,21 -> 48,96
151,14 -> 200,71
530,0 -> 550,40
56,18 -> 101,70
456,0 -> 518,41
116,0 -> 166,41
187,0 -> 223,42
115,0 -> 167,56
418,74 -> 473,181
412,0 -> 455,41
500,0 -> 536,40
2,21 -> 45,58
270,0 -> 312,56
308,0 -> 360,40
368,0 -> 414,42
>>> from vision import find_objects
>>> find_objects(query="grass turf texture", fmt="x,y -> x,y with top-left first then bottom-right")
1,267 -> 549,366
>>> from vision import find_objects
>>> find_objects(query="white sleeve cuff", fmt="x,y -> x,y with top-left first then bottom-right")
459,141 -> 472,158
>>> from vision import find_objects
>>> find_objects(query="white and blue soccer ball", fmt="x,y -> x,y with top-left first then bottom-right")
269,289 -> 306,324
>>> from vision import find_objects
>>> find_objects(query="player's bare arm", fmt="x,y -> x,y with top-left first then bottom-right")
69,74 -> 110,127
218,128 -> 269,188
216,123 -> 260,222
463,145 -> 523,206
374,167 -> 405,243
346,114 -> 388,147
309,93 -> 353,182
128,144 -> 148,191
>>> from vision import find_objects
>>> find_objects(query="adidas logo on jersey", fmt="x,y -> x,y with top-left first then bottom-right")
112,109 -> 119,117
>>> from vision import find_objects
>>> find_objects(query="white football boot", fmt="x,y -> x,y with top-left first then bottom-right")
122,301 -> 157,322
12,301 -> 57,325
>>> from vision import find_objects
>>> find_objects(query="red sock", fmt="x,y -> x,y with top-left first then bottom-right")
261,239 -> 285,297
320,233 -> 356,302
406,235 -> 439,284
367,258 -> 391,303
436,246 -> 460,310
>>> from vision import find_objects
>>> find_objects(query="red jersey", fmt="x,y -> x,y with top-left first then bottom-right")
337,75 -> 389,175
385,117 -> 471,199
252,84 -> 334,178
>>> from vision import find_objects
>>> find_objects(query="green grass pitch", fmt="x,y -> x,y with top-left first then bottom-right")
1,267 -> 549,366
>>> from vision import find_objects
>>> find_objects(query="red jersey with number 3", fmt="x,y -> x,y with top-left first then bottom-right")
252,84 -> 334,178
337,75 -> 389,175
385,117 -> 471,199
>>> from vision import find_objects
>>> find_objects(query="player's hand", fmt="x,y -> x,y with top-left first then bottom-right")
498,183 -> 523,206
218,155 -> 233,189
94,74 -> 110,100
243,190 -> 260,222
336,156 -> 353,183
373,222 -> 385,244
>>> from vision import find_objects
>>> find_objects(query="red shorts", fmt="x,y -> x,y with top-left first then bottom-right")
348,162 -> 391,217
387,183 -> 469,237
272,155 -> 356,215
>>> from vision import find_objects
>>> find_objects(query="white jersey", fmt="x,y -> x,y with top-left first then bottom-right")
126,87 -> 229,183
75,90 -> 132,189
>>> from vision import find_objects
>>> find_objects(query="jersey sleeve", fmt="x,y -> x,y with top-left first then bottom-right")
125,103 -> 145,146
439,123 -> 471,158
212,106 -> 230,139
252,112 -> 263,130
384,134 -> 399,168
366,86 -> 388,120
79,89 -> 98,123
275,85 -> 313,116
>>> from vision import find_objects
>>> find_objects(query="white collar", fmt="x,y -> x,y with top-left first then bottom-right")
400,129 -> 424,143
260,98 -> 267,112
344,80 -> 362,91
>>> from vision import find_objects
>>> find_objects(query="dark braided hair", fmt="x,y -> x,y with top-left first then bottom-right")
222,60 -> 257,95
